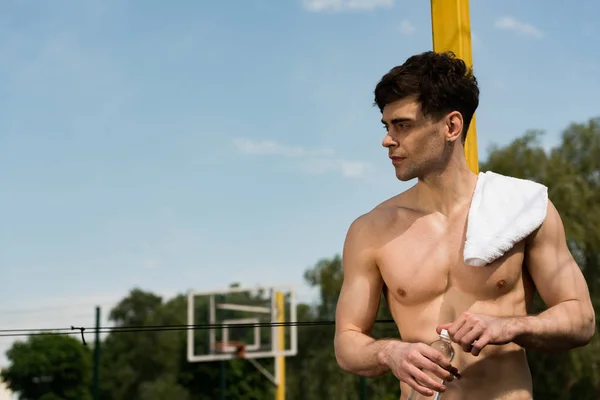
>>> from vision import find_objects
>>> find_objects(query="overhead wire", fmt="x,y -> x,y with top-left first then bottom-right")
0,319 -> 397,339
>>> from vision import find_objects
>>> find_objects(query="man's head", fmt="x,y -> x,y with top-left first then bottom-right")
374,51 -> 479,181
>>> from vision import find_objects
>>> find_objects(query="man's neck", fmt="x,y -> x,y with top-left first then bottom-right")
415,158 -> 478,216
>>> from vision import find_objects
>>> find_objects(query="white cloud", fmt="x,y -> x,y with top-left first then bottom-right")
233,138 -> 334,157
301,158 -> 370,178
302,0 -> 394,12
399,20 -> 416,36
494,16 -> 543,39
233,138 -> 370,178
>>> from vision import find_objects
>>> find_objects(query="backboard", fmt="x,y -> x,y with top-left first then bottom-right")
187,285 -> 297,363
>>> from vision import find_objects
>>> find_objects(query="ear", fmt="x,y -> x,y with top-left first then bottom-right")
444,111 -> 463,143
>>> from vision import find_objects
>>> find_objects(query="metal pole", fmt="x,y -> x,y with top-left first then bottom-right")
360,376 -> 367,400
220,360 -> 226,400
430,0 -> 479,173
93,306 -> 101,400
275,291 -> 285,400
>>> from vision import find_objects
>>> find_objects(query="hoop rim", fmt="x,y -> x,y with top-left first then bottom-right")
215,340 -> 247,358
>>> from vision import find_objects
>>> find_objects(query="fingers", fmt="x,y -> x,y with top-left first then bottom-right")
470,334 -> 490,356
395,345 -> 460,396
395,359 -> 443,397
445,313 -> 467,338
404,375 -> 437,398
418,344 -> 461,379
418,353 -> 457,381
446,312 -> 497,356
435,323 -> 452,334
459,324 -> 483,350
455,324 -> 484,353
407,363 -> 447,394
419,344 -> 455,371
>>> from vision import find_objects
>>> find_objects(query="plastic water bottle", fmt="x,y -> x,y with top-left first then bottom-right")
406,329 -> 455,400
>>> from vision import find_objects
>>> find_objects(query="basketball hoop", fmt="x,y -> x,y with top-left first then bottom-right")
187,286 -> 298,387
215,341 -> 246,358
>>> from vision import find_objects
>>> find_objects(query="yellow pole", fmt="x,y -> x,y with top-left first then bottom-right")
430,0 -> 479,173
275,291 -> 285,400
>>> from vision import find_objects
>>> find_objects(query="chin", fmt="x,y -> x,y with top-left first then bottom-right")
395,170 -> 416,182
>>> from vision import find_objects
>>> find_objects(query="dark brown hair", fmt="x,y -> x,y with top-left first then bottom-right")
374,51 -> 479,141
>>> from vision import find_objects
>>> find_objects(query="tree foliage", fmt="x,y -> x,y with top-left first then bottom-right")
2,117 -> 599,399
1,334 -> 92,400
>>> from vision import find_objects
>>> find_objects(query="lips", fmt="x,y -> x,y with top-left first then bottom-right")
390,156 -> 406,164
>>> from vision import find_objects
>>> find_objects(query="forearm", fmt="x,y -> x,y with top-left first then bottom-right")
334,330 -> 402,377
511,300 -> 596,351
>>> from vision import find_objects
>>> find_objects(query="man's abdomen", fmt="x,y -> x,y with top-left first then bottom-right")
441,347 -> 532,400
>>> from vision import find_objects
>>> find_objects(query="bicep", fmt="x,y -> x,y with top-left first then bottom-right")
526,201 -> 592,308
335,218 -> 384,337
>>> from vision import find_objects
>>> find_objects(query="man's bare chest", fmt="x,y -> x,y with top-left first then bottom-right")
374,220 -> 527,307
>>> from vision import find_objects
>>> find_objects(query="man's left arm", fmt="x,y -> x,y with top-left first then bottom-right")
511,200 -> 596,351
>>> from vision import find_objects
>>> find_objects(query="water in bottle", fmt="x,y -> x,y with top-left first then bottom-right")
406,329 -> 455,400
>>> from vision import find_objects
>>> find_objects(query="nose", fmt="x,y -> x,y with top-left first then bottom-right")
382,132 -> 397,149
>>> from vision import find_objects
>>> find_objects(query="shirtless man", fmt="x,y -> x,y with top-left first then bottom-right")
333,51 -> 596,399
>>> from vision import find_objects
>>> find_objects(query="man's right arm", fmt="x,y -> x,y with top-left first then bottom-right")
334,214 -> 398,377
334,214 -> 460,395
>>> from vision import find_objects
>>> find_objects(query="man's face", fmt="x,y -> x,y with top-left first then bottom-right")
380,97 -> 447,181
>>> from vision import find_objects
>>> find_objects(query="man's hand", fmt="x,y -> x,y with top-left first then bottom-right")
381,341 -> 461,397
437,312 -> 516,356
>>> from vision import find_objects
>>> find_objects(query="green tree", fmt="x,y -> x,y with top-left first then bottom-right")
98,288 -> 199,399
481,117 -> 600,399
1,334 -> 92,400
139,375 -> 190,400
98,289 -> 167,399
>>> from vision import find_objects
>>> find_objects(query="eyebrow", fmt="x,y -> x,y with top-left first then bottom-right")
381,117 -> 415,126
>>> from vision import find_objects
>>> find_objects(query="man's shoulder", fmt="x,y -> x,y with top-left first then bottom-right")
347,188 -> 417,238
525,198 -> 562,246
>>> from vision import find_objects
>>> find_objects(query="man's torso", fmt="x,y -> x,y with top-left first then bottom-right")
367,188 -> 536,399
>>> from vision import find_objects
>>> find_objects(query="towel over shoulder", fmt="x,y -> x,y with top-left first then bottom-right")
464,171 -> 549,267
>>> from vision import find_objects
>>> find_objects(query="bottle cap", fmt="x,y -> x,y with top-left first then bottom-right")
440,329 -> 450,340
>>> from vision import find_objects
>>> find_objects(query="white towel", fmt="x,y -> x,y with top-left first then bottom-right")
464,171 -> 549,266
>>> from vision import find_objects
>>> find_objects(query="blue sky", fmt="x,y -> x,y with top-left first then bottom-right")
0,0 -> 599,370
